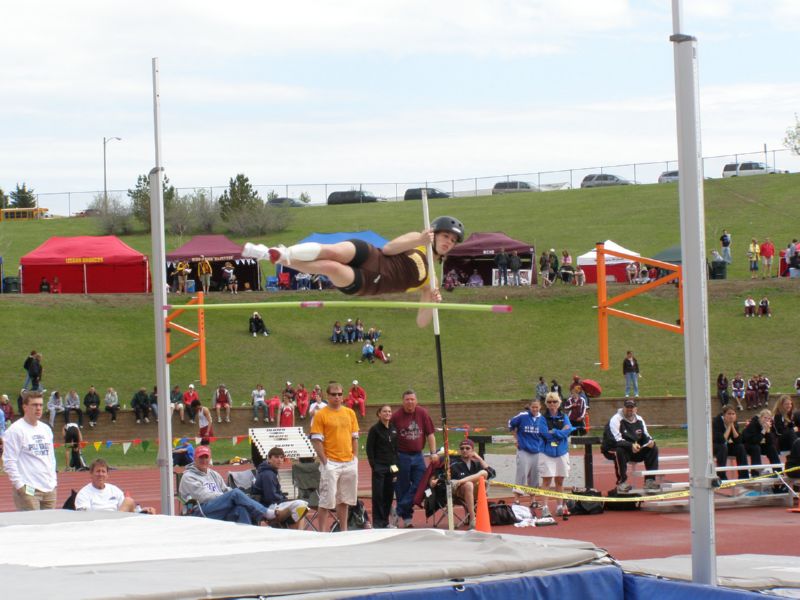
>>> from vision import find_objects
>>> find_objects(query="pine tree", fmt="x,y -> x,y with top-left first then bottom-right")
10,183 -> 36,208
127,174 -> 176,230
218,174 -> 262,219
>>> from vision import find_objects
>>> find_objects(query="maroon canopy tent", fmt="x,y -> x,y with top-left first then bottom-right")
166,235 -> 260,291
442,232 -> 536,286
20,236 -> 150,294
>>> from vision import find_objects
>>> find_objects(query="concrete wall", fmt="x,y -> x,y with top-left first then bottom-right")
68,395 -> 784,444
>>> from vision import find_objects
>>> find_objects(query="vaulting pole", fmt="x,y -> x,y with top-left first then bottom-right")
421,189 -> 454,531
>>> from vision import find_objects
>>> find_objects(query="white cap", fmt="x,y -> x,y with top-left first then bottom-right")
352,380 -> 359,385
188,384 -> 195,389
286,381 -> 291,386
347,318 -> 352,322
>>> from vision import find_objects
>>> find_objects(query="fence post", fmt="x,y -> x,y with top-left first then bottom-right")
633,163 -> 638,183
474,178 -> 477,197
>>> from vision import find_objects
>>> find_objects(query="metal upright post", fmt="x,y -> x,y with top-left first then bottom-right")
149,57 -> 175,515
670,0 -> 716,585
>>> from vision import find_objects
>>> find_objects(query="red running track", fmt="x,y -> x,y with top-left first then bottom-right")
1,451 -> 797,561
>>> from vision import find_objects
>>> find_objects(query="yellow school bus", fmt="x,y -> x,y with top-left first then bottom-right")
0,207 -> 49,221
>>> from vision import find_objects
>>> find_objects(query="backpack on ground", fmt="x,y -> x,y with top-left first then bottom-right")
566,488 -> 604,515
604,488 -> 642,511
332,499 -> 371,531
488,501 -> 519,526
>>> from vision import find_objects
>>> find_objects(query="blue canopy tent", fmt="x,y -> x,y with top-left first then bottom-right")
271,231 -> 389,290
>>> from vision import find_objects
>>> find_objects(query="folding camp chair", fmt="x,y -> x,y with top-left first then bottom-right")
174,471 -> 204,517
227,469 -> 257,499
278,272 -> 291,290
292,460 -> 321,531
424,483 -> 471,529
265,276 -> 279,292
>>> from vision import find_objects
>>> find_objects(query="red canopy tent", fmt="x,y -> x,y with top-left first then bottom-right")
166,235 -> 260,291
20,236 -> 150,294
442,232 -> 535,286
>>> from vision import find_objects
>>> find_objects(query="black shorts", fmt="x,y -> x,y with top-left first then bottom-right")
338,240 -> 428,296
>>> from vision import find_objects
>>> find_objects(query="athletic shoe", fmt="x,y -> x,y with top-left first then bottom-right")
136,419 -> 141,424
268,245 -> 289,265
144,417 -> 150,423
617,482 -> 632,493
644,479 -> 660,491
252,332 -> 257,337
253,417 -> 259,422
263,331 -> 268,336
555,505 -> 564,516
540,506 -> 552,519
225,417 -> 230,423
217,418 -> 222,424
264,418 -> 269,423
189,419 -> 195,424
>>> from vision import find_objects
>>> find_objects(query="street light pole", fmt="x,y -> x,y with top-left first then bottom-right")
103,136 -> 122,203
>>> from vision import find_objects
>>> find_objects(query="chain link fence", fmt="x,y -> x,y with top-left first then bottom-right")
35,147 -> 799,217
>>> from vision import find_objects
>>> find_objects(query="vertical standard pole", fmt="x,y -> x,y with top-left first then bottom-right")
103,137 -> 108,204
421,189 -> 454,531
670,1 -> 716,584
149,57 -> 175,515
596,243 -> 609,370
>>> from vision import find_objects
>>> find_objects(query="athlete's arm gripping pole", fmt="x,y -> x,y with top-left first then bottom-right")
421,189 -> 454,531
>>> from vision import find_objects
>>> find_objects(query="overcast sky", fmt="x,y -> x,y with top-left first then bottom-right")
2,0 -> 799,213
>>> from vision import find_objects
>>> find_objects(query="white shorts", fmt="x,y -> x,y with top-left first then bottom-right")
539,453 -> 570,478
318,459 -> 358,510
265,499 -> 309,523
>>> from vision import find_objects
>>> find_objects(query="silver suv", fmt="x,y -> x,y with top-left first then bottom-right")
580,173 -> 631,188
721,162 -> 784,178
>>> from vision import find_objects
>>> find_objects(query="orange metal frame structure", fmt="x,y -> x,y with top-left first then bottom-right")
596,242 -> 684,370
165,291 -> 207,385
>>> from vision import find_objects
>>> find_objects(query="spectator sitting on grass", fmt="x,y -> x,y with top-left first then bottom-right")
75,458 -> 155,514
344,319 -> 356,343
758,296 -> 772,317
744,295 -> 756,317
366,326 -> 381,343
374,344 -> 392,363
358,339 -> 375,364
331,321 -> 346,343
249,311 -> 270,337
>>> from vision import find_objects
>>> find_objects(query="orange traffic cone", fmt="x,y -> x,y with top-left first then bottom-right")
474,476 -> 492,533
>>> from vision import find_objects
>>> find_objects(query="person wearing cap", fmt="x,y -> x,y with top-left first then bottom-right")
435,438 -> 495,529
295,383 -> 310,420
213,384 -> 232,424
391,389 -> 438,528
183,384 -> 199,424
345,381 -> 367,417
601,399 -> 659,493
253,446 -> 308,529
309,381 -> 360,532
179,445 -> 271,524
249,311 -> 269,337
174,259 -> 190,294
242,216 -> 465,328
75,458 -> 155,514
622,351 -> 641,398
197,254 -> 212,294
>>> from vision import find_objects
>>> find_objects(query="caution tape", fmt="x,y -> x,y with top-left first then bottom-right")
490,465 -> 800,503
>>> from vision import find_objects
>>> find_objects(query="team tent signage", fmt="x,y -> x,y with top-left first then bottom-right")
166,235 -> 260,292
20,236 -> 150,294
443,231 -> 535,286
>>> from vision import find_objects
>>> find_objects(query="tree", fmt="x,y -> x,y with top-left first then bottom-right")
266,190 -> 279,201
166,195 -> 195,239
225,204 -> 292,237
0,187 -> 8,209
10,183 -> 36,208
89,193 -> 134,235
127,173 -> 176,231
187,188 -> 221,233
218,174 -> 262,218
298,191 -> 311,204
784,113 -> 800,155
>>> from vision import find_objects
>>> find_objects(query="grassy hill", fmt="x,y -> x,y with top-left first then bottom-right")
0,175 -> 797,405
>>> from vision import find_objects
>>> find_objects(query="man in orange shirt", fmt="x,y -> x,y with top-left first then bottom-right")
309,381 -> 360,532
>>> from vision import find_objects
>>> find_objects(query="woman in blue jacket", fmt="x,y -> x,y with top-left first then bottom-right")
539,392 -> 574,518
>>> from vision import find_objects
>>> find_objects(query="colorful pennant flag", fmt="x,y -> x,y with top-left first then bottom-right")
122,442 -> 132,455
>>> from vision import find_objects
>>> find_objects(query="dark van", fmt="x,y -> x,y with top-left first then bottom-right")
327,190 -> 379,205
403,187 -> 450,200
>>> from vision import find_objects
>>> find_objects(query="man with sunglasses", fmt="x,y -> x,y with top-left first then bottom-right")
447,438 -> 495,529
310,382 -> 360,532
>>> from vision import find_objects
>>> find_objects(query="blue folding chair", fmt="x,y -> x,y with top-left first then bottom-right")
265,276 -> 279,292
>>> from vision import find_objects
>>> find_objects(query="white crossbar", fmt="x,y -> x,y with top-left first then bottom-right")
641,463 -> 783,477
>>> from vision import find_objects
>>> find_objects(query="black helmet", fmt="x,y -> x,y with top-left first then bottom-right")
431,216 -> 464,243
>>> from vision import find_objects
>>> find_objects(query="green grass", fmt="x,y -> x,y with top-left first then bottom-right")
1,175 -> 798,409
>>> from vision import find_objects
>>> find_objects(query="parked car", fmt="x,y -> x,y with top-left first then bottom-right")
658,170 -> 679,184
491,181 -> 538,194
403,187 -> 450,201
580,174 -> 632,188
327,190 -> 379,205
722,162 -> 785,178
267,197 -> 307,207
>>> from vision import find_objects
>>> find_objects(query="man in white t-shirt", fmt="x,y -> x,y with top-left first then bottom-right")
75,458 -> 155,513
252,383 -> 268,422
2,390 -> 58,510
